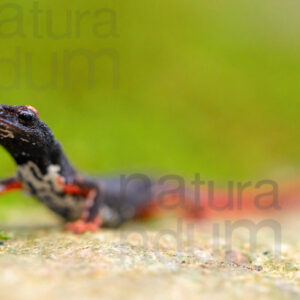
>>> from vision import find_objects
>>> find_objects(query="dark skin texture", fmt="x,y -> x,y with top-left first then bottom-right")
0,105 -> 155,234
0,105 -> 105,233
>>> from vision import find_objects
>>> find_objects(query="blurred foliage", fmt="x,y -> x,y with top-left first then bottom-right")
0,0 -> 299,193
0,231 -> 11,240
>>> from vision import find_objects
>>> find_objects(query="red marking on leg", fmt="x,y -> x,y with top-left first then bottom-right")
57,176 -> 90,197
64,216 -> 102,234
0,181 -> 22,194
57,177 -> 99,228
6,181 -> 22,191
63,184 -> 90,196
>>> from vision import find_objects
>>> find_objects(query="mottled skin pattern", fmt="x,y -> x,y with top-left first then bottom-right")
0,105 -> 154,233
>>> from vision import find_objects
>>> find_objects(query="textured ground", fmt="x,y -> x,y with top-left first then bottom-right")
0,205 -> 300,300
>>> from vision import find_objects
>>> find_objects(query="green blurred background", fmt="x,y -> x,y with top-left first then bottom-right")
0,0 -> 299,209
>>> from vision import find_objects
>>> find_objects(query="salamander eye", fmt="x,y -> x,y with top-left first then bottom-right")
18,110 -> 37,125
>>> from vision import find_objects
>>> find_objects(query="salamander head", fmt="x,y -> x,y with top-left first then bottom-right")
0,104 -> 56,165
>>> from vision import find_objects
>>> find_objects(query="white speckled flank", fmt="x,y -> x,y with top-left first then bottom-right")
17,161 -> 84,220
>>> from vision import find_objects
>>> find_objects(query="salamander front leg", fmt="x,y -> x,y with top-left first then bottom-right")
0,177 -> 22,196
62,181 -> 102,234
64,216 -> 102,234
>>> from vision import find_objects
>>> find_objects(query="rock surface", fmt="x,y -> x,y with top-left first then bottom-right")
0,205 -> 300,300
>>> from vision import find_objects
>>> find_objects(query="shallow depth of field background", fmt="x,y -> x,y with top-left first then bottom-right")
0,0 -> 299,208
